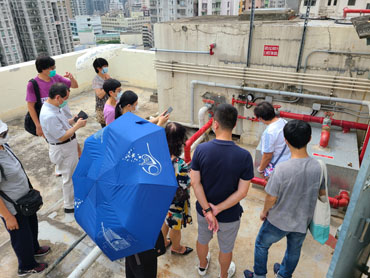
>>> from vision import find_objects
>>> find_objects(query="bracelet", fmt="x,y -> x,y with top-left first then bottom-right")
257,167 -> 264,173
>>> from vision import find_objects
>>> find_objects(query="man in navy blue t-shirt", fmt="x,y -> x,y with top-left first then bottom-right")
191,104 -> 254,278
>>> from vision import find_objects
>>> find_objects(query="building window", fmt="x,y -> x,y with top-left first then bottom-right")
367,3 -> 370,9
303,0 -> 316,6
347,0 -> 356,5
327,0 -> 331,5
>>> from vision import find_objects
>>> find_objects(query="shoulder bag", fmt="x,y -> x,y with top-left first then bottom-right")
24,79 -> 42,136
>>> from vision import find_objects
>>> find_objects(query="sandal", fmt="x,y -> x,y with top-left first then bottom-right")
171,246 -> 193,255
243,269 -> 254,278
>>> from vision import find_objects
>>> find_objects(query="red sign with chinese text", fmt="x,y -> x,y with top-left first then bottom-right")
263,45 -> 279,56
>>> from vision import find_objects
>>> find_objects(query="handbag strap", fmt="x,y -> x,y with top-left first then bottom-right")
271,144 -> 287,167
317,159 -> 329,200
29,79 -> 42,106
0,190 -> 17,206
4,144 -> 33,189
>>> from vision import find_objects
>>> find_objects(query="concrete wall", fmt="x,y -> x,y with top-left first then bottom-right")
153,18 -> 370,144
0,47 -> 156,121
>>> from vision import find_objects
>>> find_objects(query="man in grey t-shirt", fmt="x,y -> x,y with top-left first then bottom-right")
244,120 -> 326,278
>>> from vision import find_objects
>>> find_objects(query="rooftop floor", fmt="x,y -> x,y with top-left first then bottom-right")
0,86 -> 340,278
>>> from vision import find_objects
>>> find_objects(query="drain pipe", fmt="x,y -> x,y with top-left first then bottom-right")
190,105 -> 212,153
246,0 -> 255,67
296,0 -> 312,72
190,80 -> 370,124
67,246 -> 102,278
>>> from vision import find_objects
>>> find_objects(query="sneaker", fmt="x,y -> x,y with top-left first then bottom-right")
198,252 -> 211,276
18,263 -> 48,276
35,246 -> 50,257
219,261 -> 236,278
273,263 -> 281,277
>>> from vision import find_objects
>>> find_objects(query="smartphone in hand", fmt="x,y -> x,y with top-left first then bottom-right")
164,107 -> 173,116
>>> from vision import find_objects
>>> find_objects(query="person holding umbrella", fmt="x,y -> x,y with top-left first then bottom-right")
161,122 -> 193,255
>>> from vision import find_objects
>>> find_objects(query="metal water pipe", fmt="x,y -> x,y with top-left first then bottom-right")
190,80 -> 370,124
150,43 -> 216,55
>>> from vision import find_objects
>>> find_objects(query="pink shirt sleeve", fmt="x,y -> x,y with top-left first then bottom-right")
104,104 -> 116,125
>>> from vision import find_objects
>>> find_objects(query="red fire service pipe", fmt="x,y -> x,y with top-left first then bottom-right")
184,118 -> 213,164
343,7 -> 370,18
328,191 -> 350,209
278,111 -> 368,131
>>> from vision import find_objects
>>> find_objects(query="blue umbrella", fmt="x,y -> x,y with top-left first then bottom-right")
72,112 -> 177,261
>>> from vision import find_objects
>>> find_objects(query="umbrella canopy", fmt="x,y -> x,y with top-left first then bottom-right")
72,112 -> 177,261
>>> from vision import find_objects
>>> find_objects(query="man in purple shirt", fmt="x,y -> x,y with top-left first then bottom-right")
26,55 -> 78,137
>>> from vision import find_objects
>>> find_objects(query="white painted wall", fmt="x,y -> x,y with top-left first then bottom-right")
0,47 -> 156,121
153,18 -> 370,142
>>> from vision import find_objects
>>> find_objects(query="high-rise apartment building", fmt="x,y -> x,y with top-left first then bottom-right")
0,0 -> 24,66
199,0 -> 240,15
10,0 -> 74,61
71,0 -> 88,16
101,13 -> 150,32
149,0 -> 194,23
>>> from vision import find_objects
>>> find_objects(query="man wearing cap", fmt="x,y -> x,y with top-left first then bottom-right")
39,83 -> 87,214
0,120 -> 50,275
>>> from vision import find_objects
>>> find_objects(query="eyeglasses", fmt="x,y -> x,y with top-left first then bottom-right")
0,130 -> 8,138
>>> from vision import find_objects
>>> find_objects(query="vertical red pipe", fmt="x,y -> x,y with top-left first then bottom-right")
184,118 -> 213,164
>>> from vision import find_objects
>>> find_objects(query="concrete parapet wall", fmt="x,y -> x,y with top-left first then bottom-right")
0,47 -> 156,121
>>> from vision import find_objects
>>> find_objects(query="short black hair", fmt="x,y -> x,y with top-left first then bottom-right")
165,122 -> 187,157
115,90 -> 138,119
35,55 -> 55,73
103,79 -> 121,96
284,120 -> 311,149
254,101 -> 276,121
49,83 -> 68,99
93,58 -> 109,73
214,104 -> 237,131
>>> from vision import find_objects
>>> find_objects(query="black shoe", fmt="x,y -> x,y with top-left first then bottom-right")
171,246 -> 193,255
274,263 -> 281,275
64,208 -> 74,213
18,263 -> 48,276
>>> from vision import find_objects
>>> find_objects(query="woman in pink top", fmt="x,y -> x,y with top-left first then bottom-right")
103,79 -> 121,125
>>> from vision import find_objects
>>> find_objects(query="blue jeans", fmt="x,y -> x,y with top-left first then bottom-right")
253,220 -> 306,278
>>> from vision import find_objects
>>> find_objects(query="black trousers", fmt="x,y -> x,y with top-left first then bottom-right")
2,213 -> 40,270
125,249 -> 157,278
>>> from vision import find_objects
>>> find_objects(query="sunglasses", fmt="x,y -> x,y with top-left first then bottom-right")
0,130 -> 8,138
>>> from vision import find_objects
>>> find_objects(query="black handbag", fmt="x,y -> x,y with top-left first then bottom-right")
24,79 -> 42,136
0,145 -> 43,216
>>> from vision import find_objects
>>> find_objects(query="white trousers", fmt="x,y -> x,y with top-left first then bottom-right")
49,139 -> 79,209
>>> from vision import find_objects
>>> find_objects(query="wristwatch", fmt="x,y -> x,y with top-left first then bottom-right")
204,207 -> 212,213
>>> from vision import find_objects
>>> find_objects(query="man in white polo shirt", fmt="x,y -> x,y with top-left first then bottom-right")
39,83 -> 87,214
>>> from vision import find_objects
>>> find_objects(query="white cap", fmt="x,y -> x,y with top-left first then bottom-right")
0,120 -> 8,134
